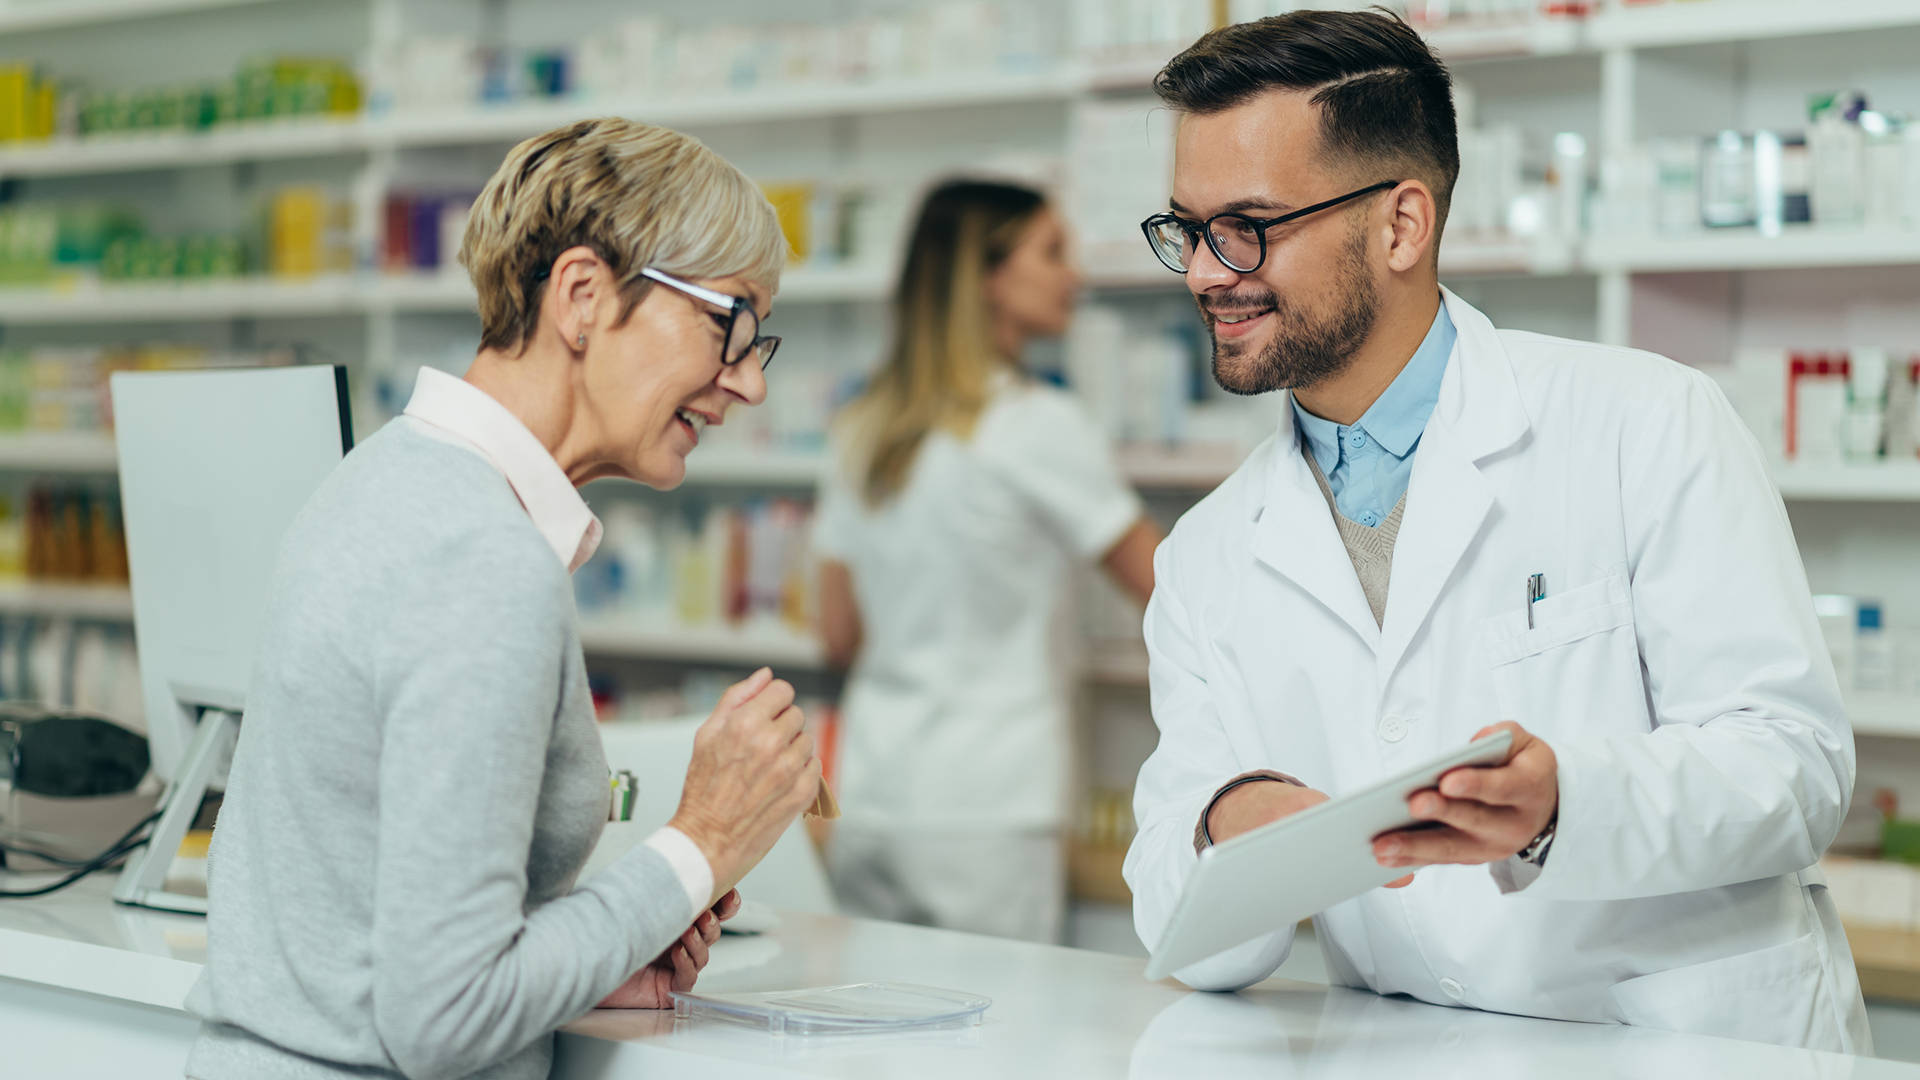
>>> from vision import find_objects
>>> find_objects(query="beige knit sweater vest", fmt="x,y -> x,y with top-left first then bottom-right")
1304,453 -> 1405,627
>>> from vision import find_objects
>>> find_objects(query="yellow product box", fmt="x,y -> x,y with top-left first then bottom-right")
269,187 -> 327,278
760,182 -> 812,264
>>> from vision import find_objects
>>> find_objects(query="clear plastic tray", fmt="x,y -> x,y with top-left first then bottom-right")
670,982 -> 991,1035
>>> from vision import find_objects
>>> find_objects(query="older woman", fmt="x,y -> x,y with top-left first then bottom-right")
185,119 -> 822,1079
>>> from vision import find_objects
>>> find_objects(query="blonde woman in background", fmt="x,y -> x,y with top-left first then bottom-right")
812,180 -> 1161,944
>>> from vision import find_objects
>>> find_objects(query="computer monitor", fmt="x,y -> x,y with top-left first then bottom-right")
109,365 -> 352,911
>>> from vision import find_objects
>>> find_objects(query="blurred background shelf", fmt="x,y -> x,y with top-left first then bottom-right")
0,277 -> 364,323
575,618 -> 824,668
0,581 -> 133,620
0,0 -> 286,34
380,69 -> 1092,147
0,433 -> 118,472
1774,465 -> 1920,502
681,450 -> 822,487
1587,229 -> 1920,274
1585,0 -> 1920,49
0,117 -> 366,179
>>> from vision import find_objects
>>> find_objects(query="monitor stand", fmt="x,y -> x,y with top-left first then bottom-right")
112,706 -> 239,915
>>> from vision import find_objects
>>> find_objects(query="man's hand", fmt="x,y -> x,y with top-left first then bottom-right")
597,890 -> 743,1009
1372,721 -> 1559,872
1210,778 -> 1413,889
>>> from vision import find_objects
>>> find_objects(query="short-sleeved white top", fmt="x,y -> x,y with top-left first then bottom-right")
813,375 -> 1143,829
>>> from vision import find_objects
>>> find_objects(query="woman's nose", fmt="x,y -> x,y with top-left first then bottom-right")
718,355 -> 768,406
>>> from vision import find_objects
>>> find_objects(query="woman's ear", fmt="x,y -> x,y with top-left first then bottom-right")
547,245 -> 607,351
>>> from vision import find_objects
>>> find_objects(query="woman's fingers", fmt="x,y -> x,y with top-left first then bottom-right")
720,667 -> 774,710
670,943 -> 699,991
712,889 -> 742,922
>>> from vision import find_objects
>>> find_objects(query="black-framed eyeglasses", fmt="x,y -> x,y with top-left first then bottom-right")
639,267 -> 781,370
1140,180 -> 1402,275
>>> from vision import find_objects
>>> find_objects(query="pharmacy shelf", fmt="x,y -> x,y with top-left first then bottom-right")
1586,0 -> 1920,50
0,0 -> 283,34
378,69 -> 1088,148
1114,444 -> 1245,490
1851,693 -> 1920,739
0,265 -> 895,325
1774,464 -> 1920,502
682,450 -> 823,487
1419,18 -> 1586,62
0,276 -> 363,324
0,117 -> 367,179
0,433 -> 119,472
1587,228 -> 1920,274
0,582 -> 134,620
575,617 -> 825,668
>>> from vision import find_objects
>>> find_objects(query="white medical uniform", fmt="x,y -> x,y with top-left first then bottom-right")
815,372 -> 1142,942
1126,289 -> 1871,1052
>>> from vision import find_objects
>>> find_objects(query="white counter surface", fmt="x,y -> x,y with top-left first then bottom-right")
6,870 -> 1920,1079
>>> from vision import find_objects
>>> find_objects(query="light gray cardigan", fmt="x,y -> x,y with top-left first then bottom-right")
186,421 -> 691,1080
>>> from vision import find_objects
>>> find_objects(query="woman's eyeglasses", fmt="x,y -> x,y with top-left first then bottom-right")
1139,180 -> 1402,275
639,267 -> 781,371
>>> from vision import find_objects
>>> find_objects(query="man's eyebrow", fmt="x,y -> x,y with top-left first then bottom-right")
1167,196 -> 1295,218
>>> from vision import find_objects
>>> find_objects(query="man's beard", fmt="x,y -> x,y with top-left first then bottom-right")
1204,230 -> 1378,397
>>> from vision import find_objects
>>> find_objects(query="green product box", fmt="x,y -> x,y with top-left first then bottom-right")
1884,819 -> 1920,865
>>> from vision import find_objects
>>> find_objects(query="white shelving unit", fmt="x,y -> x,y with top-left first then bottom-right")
1584,0 -> 1920,50
1588,229 -> 1920,275
0,433 -> 118,472
575,617 -> 824,668
0,0 -> 285,34
0,263 -> 896,323
1773,465 -> 1920,503
0,581 -> 134,620
1846,692 -> 1920,740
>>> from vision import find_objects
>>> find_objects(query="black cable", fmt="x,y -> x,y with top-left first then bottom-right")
0,843 -> 94,868
0,809 -> 164,899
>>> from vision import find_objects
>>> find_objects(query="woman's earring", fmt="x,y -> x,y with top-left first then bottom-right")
576,333 -> 587,349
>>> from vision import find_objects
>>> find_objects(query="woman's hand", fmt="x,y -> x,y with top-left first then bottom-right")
670,669 -> 821,902
596,890 -> 742,1009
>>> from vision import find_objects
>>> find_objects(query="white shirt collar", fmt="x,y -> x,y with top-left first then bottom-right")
401,367 -> 603,573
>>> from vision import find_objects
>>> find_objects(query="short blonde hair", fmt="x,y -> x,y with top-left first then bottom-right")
460,118 -> 787,353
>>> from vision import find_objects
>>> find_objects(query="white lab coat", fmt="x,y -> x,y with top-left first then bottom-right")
1125,289 -> 1871,1053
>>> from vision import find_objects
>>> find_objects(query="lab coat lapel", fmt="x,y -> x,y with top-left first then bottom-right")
1377,290 -> 1530,675
1250,406 -> 1383,651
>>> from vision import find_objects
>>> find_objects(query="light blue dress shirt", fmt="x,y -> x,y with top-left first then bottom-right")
1291,304 -> 1456,528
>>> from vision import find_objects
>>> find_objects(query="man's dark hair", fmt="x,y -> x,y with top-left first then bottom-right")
1154,9 -> 1459,237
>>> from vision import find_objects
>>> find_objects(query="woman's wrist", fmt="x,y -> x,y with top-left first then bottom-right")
667,812 -> 738,903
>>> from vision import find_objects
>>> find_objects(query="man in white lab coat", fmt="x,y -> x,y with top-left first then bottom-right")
1124,9 -> 1871,1052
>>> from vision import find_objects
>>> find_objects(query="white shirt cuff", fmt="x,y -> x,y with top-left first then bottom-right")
643,826 -> 714,919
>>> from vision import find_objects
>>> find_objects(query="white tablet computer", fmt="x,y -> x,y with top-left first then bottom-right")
1144,731 -> 1514,982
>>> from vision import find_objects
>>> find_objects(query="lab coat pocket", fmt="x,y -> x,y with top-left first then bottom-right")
1479,573 -> 1643,730
1607,931 -> 1831,1049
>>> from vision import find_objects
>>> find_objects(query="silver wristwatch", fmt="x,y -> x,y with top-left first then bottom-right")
1516,815 -> 1556,867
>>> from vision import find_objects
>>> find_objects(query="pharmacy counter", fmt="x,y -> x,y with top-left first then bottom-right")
6,872 -> 1920,1080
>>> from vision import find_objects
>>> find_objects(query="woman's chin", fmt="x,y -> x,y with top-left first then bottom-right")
631,450 -> 688,491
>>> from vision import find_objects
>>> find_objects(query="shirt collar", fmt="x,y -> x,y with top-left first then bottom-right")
402,367 -> 603,573
1289,302 -> 1456,467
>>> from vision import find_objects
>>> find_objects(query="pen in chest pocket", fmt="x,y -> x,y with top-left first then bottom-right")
1525,573 -> 1546,629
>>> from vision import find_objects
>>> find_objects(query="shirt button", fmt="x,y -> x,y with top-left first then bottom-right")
1347,430 -> 1368,450
1359,510 -> 1380,527
1378,714 -> 1409,743
1439,977 -> 1466,1001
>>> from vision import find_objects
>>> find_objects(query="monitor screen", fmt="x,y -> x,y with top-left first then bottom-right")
111,366 -> 352,782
